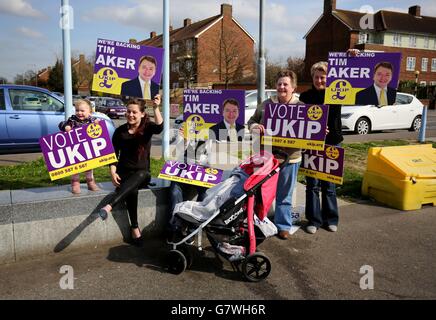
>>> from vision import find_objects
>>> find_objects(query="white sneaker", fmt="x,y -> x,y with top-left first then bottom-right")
306,225 -> 317,234
328,225 -> 338,232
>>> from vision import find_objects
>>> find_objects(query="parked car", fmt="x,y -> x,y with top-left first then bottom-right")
52,91 -> 64,98
85,96 -> 100,110
244,89 -> 277,122
341,92 -> 423,135
96,98 -> 127,119
0,85 -> 116,153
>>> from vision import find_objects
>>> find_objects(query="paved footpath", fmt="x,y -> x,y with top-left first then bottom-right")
0,200 -> 435,300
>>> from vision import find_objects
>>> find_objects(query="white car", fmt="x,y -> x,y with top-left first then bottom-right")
244,89 -> 277,123
341,92 -> 423,135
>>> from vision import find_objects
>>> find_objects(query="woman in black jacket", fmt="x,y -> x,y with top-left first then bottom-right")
299,61 -> 342,234
99,97 -> 163,245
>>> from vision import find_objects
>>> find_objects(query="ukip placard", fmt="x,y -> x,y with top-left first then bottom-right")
92,38 -> 164,100
262,104 -> 329,151
325,51 -> 402,105
39,121 -> 117,181
158,161 -> 224,188
299,144 -> 345,185
183,89 -> 245,141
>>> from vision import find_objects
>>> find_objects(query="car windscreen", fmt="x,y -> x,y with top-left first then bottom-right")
107,100 -> 124,107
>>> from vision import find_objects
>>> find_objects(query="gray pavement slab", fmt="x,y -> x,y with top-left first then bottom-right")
0,202 -> 435,300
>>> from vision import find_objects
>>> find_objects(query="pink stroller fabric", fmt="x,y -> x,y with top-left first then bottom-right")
241,151 -> 280,221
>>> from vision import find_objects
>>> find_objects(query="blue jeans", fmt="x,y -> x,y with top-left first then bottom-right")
305,177 -> 339,227
274,161 -> 301,232
168,181 -> 207,231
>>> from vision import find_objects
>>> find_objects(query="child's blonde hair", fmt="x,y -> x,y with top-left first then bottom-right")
75,99 -> 93,112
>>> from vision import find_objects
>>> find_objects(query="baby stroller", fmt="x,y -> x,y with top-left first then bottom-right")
166,150 -> 289,282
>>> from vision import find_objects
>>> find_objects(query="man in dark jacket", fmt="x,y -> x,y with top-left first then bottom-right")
121,55 -> 160,99
209,98 -> 245,142
355,61 -> 396,106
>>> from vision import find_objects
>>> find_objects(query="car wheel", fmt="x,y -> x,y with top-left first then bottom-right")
355,117 -> 371,135
409,115 -> 421,132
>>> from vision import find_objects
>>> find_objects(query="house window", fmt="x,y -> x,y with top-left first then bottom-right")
172,82 -> 179,89
407,57 -> 416,71
393,34 -> 402,47
409,35 -> 417,48
186,60 -> 193,70
172,43 -> 179,54
171,62 -> 179,72
359,33 -> 369,44
430,81 -> 436,86
422,58 -> 428,72
420,81 -> 427,86
432,59 -> 436,72
186,39 -> 193,50
424,37 -> 429,49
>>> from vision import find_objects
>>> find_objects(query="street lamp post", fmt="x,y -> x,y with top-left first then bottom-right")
415,70 -> 420,97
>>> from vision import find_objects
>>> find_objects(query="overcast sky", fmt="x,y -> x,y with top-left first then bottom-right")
1,0 -> 435,82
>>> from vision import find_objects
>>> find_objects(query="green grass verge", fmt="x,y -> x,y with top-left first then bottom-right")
1,140 -> 434,194
0,157 -> 166,190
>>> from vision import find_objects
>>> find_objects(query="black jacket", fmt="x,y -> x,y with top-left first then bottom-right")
355,85 -> 396,106
299,87 -> 343,145
209,121 -> 245,142
121,77 -> 160,99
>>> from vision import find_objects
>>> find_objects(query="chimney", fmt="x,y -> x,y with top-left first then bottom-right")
79,54 -> 85,63
169,25 -> 173,32
129,38 -> 137,44
221,3 -> 232,17
183,18 -> 192,27
323,0 -> 336,15
408,5 -> 421,17
150,31 -> 156,38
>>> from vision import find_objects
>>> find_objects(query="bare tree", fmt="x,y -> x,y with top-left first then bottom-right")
286,56 -> 305,82
174,40 -> 198,89
206,27 -> 253,89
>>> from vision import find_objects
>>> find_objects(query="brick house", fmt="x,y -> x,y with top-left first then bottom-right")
37,54 -> 92,95
304,0 -> 436,86
137,3 -> 255,89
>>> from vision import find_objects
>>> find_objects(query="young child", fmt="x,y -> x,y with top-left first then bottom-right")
58,99 -> 100,194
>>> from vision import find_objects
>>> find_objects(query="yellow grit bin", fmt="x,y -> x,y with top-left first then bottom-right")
362,144 -> 436,211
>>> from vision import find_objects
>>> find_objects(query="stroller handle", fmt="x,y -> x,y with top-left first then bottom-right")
272,150 -> 290,169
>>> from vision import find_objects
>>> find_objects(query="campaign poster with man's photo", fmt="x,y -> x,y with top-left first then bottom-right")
92,38 -> 164,100
325,52 -> 401,106
183,89 -> 245,141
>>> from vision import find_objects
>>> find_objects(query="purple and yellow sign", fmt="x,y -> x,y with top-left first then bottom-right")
325,52 -> 402,105
262,104 -> 329,150
183,89 -> 245,140
92,38 -> 164,99
299,145 -> 345,184
158,161 -> 223,188
39,121 -> 117,181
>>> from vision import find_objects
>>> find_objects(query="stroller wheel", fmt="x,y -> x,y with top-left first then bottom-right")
242,253 -> 271,282
167,250 -> 187,275
179,244 -> 194,269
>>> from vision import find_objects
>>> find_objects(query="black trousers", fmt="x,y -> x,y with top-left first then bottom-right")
108,170 -> 150,228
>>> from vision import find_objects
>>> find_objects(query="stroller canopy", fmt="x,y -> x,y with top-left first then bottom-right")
241,151 -> 280,221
